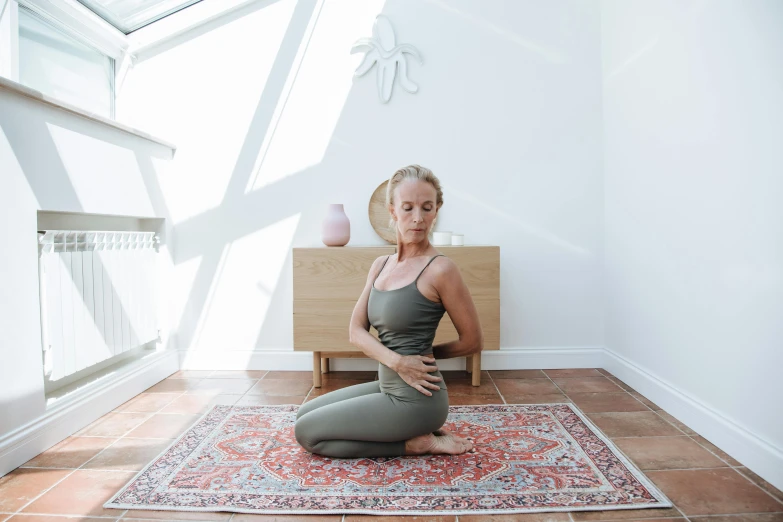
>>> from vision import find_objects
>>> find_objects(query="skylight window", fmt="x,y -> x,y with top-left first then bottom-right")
76,0 -> 204,34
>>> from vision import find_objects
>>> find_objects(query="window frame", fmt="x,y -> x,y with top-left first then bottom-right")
17,3 -> 117,118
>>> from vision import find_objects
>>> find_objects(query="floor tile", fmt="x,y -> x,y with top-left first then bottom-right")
0,468 -> 73,512
262,371 -> 313,381
114,393 -> 181,413
646,468 -> 783,515
209,370 -> 269,379
692,515 -> 783,522
494,379 -> 561,396
345,515 -> 457,522
144,379 -> 203,394
159,394 -> 241,414
612,436 -> 727,470
22,437 -> 117,469
631,391 -> 663,410
571,507 -> 684,520
585,412 -> 684,438
81,438 -> 172,471
231,513 -> 342,522
656,411 -> 698,435
461,514 -> 571,522
448,395 -> 504,405
122,511 -> 230,520
551,377 -> 624,393
441,380 -> 499,396
308,379 -> 370,395
75,413 -> 151,437
247,379 -> 314,396
235,395 -> 307,406
440,370 -> 491,381
488,370 -> 548,379
504,394 -> 571,404
690,436 -> 742,466
607,376 -> 637,393
167,370 -> 213,379
320,371 -> 377,381
735,467 -> 783,503
21,469 -> 136,517
5,515 -> 115,522
567,392 -> 650,413
186,378 -> 258,395
124,414 -> 200,439
543,368 -> 603,378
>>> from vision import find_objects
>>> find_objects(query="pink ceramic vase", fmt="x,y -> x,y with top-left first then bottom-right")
322,204 -> 350,246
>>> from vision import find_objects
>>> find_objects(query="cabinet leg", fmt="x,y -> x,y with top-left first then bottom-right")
313,352 -> 322,388
472,353 -> 482,386
321,357 -> 330,374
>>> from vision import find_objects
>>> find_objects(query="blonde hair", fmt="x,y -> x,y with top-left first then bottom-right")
386,165 -> 444,230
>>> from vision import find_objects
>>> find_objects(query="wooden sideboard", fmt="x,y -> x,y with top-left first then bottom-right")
293,246 -> 500,387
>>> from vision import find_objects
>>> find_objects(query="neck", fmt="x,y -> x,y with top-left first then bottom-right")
395,239 -> 433,262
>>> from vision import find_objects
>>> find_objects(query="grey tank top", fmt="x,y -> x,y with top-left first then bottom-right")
367,254 -> 447,356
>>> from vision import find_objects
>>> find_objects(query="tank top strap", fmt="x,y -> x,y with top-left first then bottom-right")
415,254 -> 445,283
373,255 -> 392,284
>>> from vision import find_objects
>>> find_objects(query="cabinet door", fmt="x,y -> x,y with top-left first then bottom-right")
293,247 -> 393,350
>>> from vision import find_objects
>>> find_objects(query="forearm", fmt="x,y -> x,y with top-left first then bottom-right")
349,328 -> 402,370
432,338 -> 482,360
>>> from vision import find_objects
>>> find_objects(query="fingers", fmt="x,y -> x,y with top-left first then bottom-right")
424,374 -> 442,382
415,385 -> 433,397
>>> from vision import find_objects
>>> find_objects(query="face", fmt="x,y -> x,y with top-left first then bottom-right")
390,179 -> 440,242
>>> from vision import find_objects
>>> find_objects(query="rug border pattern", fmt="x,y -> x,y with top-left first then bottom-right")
104,403 -> 673,514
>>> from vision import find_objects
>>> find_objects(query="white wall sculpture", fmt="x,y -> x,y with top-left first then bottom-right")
351,15 -> 422,103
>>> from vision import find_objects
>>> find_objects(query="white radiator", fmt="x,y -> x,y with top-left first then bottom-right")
38,230 -> 160,383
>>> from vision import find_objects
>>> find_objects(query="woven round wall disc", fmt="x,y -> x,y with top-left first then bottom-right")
368,180 -> 397,244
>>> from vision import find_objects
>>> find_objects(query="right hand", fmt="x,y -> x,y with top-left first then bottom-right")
393,355 -> 443,396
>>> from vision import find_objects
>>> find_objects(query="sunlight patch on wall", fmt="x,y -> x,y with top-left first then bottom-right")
117,0 -> 298,224
247,0 -> 386,192
188,213 -> 301,354
46,123 -> 155,216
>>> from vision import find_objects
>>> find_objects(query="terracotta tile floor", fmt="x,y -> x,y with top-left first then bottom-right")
1,368 -> 781,522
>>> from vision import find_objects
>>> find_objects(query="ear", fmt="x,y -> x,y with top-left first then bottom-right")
388,205 -> 397,221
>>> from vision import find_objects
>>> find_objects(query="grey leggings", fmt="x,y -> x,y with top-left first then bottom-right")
294,362 -> 449,458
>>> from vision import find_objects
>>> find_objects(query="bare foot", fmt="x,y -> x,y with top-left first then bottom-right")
405,430 -> 473,456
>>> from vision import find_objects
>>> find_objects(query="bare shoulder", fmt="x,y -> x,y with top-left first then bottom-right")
368,254 -> 390,279
429,255 -> 462,283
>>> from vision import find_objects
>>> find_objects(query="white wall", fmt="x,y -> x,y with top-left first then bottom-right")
602,0 -> 783,487
0,84 -> 175,464
118,0 -> 605,368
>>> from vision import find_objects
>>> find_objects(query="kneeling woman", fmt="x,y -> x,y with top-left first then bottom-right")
294,165 -> 483,458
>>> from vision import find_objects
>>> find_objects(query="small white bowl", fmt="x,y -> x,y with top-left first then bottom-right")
432,231 -> 452,246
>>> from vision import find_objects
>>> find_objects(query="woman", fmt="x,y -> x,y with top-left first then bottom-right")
294,165 -> 483,458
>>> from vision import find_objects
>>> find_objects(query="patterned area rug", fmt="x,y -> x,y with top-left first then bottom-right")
105,404 -> 672,515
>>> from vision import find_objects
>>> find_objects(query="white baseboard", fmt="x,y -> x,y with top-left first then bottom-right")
178,346 -> 606,371
0,349 -> 178,477
603,348 -> 783,492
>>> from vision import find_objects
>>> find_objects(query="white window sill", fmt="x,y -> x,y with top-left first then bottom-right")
0,76 -> 177,153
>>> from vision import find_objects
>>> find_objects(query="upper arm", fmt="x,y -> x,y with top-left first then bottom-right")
435,259 -> 484,348
349,255 -> 387,333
